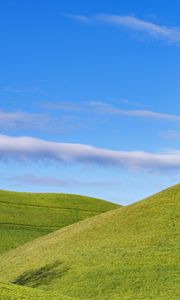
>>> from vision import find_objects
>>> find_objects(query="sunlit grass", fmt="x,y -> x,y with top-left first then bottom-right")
0,185 -> 179,299
0,190 -> 119,254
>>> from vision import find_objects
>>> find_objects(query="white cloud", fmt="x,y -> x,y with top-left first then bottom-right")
1,134 -> 180,173
66,13 -> 180,44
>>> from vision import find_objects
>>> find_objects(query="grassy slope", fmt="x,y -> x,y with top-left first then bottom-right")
0,185 -> 179,300
0,190 -> 119,254
0,282 -> 74,300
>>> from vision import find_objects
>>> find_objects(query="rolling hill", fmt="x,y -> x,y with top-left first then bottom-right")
0,184 -> 179,300
0,190 -> 119,254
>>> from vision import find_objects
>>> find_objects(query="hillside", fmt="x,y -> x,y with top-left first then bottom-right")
0,190 -> 119,254
0,282 -> 74,300
0,184 -> 179,300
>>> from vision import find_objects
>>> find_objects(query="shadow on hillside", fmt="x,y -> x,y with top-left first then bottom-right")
11,260 -> 69,288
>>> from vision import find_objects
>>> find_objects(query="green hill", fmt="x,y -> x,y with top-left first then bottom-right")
0,184 -> 179,300
0,190 -> 119,254
0,282 -> 74,300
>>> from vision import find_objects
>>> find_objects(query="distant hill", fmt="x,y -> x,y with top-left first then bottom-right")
0,190 -> 119,254
0,184 -> 179,299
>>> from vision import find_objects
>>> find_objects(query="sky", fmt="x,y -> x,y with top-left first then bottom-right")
1,0 -> 180,204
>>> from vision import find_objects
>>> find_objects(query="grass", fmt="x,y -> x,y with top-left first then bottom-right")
0,184 -> 179,299
0,190 -> 119,254
0,282 -> 74,300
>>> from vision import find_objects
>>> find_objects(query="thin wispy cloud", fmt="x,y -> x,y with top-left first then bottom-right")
119,99 -> 149,109
66,13 -> 180,44
88,102 -> 180,121
63,13 -> 90,23
0,110 -> 59,133
0,110 -> 44,130
0,86 -> 41,94
113,108 -> 180,121
9,174 -> 119,188
0,110 -> 84,134
44,102 -> 82,111
0,111 -> 33,122
1,134 -> 180,173
160,130 -> 180,140
44,101 -> 180,121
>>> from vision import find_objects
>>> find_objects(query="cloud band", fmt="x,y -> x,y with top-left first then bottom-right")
0,134 -> 180,173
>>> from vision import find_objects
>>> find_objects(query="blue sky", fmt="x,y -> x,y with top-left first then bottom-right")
1,0 -> 180,204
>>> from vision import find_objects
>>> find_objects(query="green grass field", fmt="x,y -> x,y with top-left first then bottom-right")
0,185 -> 179,299
0,282 -> 75,300
0,190 -> 119,254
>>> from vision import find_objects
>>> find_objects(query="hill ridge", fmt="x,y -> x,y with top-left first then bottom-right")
0,190 -> 119,254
